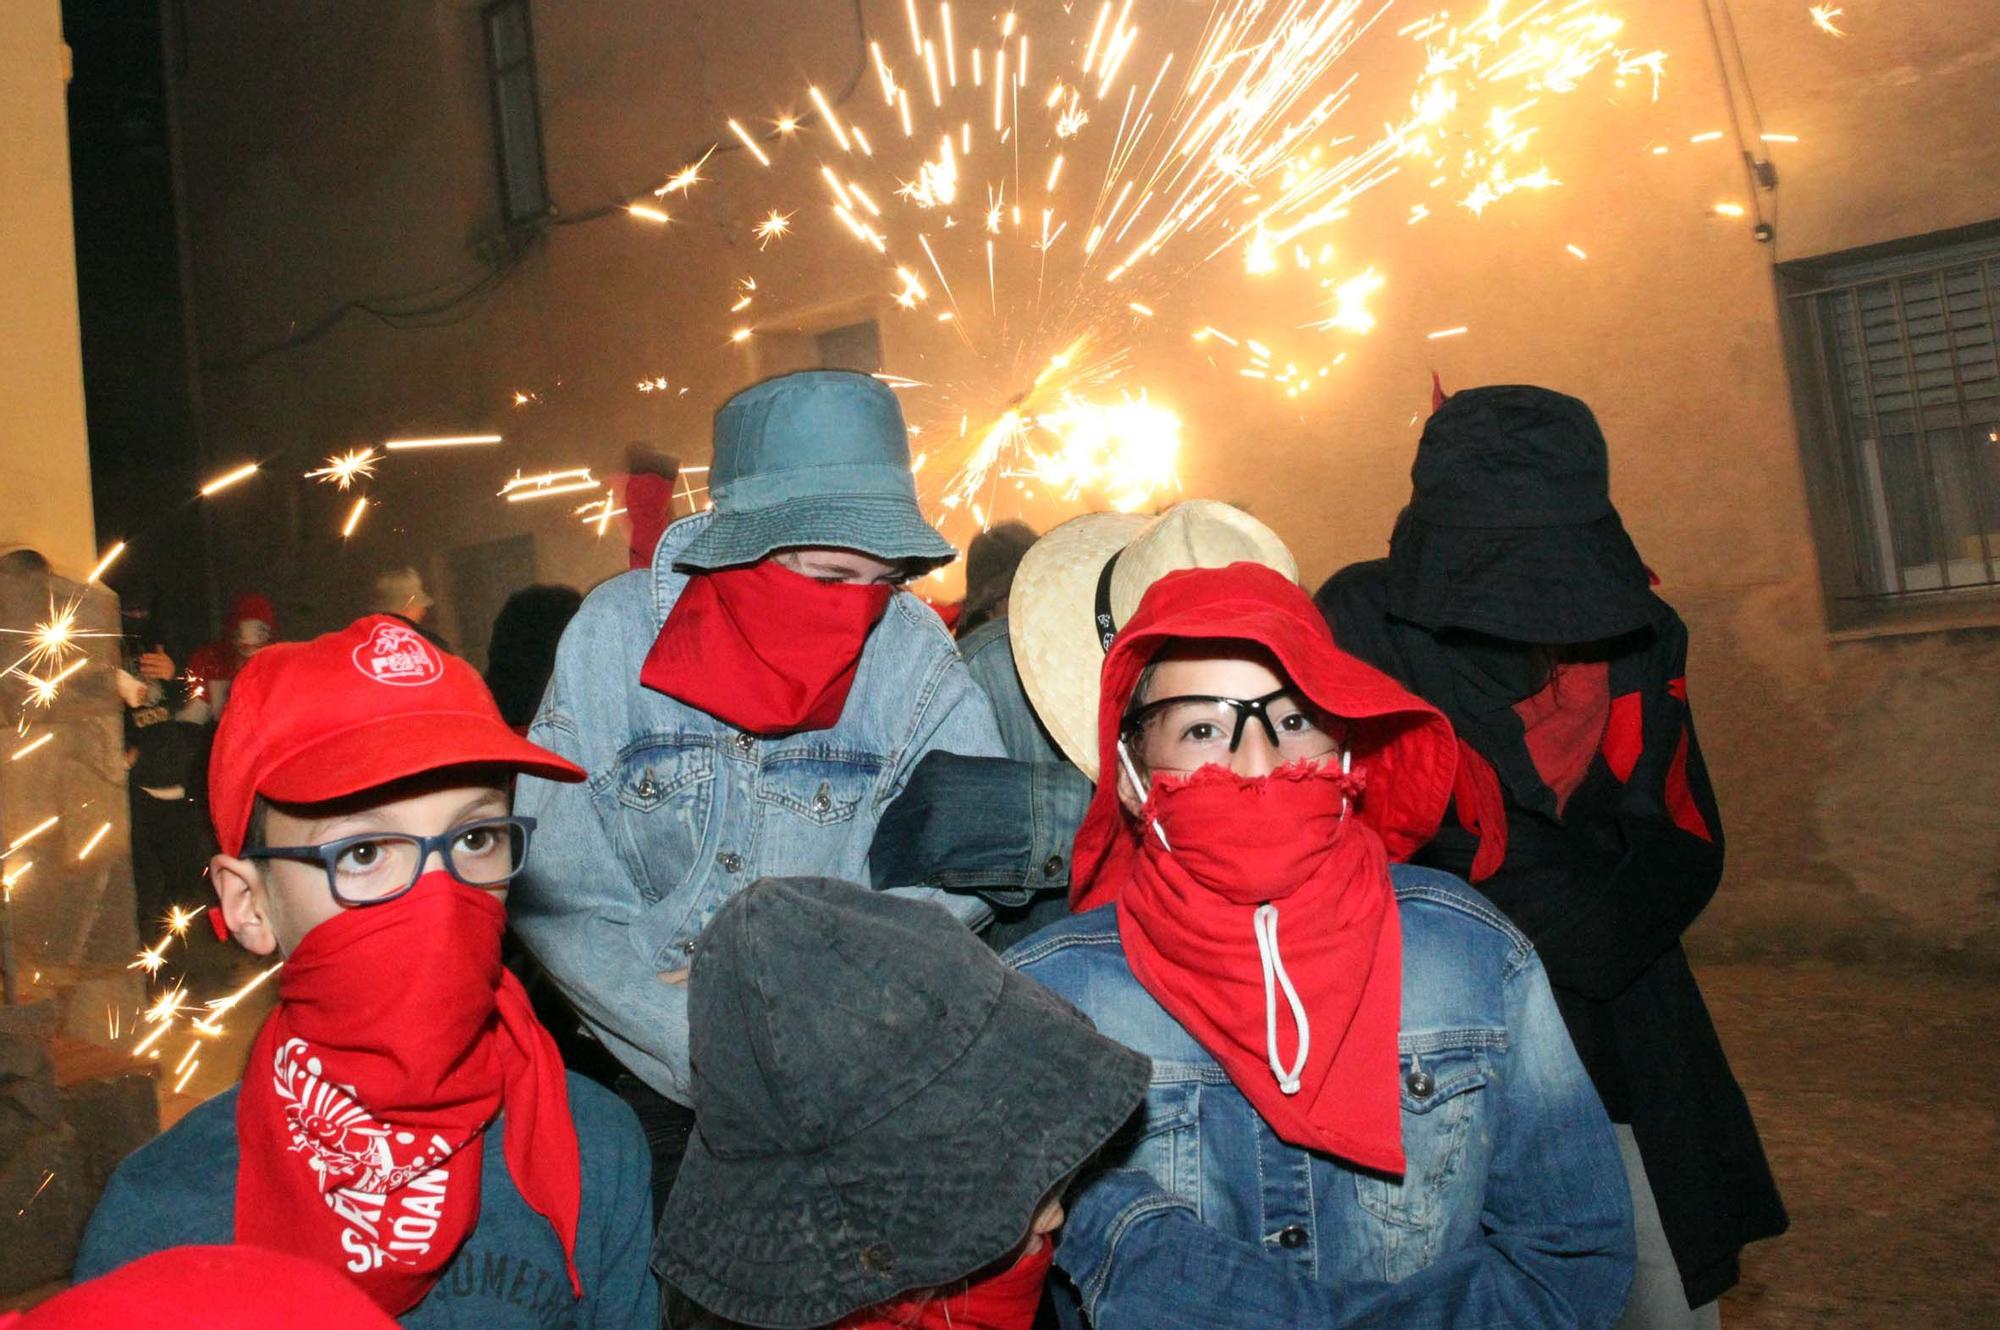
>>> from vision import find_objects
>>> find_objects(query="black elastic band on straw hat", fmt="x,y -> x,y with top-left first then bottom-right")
1093,548 -> 1126,652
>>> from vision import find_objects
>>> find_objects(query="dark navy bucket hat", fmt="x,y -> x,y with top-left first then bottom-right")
654,877 -> 1149,1329
1386,384 -> 1662,644
675,370 -> 957,572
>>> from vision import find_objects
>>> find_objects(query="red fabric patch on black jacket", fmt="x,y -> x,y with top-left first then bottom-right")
1665,725 -> 1714,843
1601,691 -> 1643,783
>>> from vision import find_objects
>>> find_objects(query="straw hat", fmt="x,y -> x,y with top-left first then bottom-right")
1008,500 -> 1298,781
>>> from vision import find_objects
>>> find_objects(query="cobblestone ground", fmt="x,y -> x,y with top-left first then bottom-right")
1702,960 -> 2000,1328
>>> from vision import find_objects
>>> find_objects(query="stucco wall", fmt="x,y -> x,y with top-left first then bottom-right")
169,1 -> 2000,963
0,0 -> 97,576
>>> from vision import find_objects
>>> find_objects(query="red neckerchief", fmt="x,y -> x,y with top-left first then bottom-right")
1117,763 -> 1404,1173
640,560 -> 894,736
838,1242 -> 1053,1330
234,875 -> 581,1316
1510,658 -> 1610,816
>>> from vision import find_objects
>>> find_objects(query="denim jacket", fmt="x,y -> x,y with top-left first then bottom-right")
512,513 -> 1003,1103
1007,865 -> 1634,1330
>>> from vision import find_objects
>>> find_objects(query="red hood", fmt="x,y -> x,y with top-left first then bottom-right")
1071,562 -> 1457,910
226,593 -> 276,636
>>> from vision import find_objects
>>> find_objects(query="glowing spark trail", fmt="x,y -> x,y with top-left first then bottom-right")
1809,5 -> 1844,37
76,821 -> 112,861
9,734 -> 52,762
340,497 -> 369,539
6,816 -> 58,855
382,435 -> 501,451
198,463 -> 259,497
498,469 -> 601,503
86,542 -> 126,584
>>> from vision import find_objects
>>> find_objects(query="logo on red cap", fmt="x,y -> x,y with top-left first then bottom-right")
351,622 -> 443,688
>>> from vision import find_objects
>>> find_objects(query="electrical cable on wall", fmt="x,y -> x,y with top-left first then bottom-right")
1700,0 -> 1782,250
201,0 -> 870,372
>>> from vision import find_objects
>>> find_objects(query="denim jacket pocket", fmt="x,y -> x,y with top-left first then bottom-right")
1354,1042 -> 1494,1260
755,750 -> 881,828
1102,1067 -> 1205,1207
606,736 -> 716,903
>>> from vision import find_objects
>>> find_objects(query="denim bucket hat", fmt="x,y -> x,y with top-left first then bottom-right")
654,877 -> 1149,1329
675,370 -> 958,571
1386,384 -> 1661,645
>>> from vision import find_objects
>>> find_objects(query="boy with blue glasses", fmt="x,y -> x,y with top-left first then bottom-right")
75,616 -> 658,1329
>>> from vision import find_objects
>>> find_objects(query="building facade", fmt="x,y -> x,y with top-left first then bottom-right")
164,0 -> 2000,963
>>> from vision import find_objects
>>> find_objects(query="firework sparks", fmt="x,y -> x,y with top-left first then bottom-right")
85,541 -> 126,584
76,821 -> 112,861
381,434 -> 502,451
198,462 -> 260,497
696,0 -> 1664,530
1426,325 -> 1470,340
626,203 -> 672,224
754,210 -> 795,247
5,815 -> 59,856
1808,5 -> 1844,37
9,733 -> 52,763
129,935 -> 171,976
15,1170 -> 55,1218
498,468 -> 600,503
192,962 -> 283,1036
304,447 -> 379,490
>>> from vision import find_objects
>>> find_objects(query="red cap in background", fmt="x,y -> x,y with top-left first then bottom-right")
207,615 -> 584,856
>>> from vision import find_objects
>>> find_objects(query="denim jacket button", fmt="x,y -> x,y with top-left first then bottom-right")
634,771 -> 658,799
812,783 -> 833,813
1407,1070 -> 1435,1099
717,852 -> 744,873
734,733 -> 756,752
1042,854 -> 1064,878
1275,1225 -> 1309,1249
860,1241 -> 897,1274
678,940 -> 697,956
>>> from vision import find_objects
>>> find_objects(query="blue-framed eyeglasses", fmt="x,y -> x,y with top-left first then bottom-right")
241,815 -> 537,907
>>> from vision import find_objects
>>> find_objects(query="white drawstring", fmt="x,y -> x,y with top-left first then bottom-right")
1254,903 -> 1311,1095
1118,741 -> 1171,851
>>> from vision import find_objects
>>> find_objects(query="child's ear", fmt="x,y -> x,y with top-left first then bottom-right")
211,855 -> 278,957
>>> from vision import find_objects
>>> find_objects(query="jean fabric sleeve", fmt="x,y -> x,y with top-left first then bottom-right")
1057,954 -> 1635,1330
510,674 -> 697,1104
868,752 -> 1093,905
872,647 -> 1008,930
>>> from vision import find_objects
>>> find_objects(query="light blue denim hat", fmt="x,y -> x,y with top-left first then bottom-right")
676,370 -> 958,571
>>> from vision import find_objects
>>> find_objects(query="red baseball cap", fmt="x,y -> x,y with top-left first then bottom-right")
207,615 -> 584,856
3,1245 -> 400,1329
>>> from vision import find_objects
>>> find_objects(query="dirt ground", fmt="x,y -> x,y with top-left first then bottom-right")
1702,960 -> 2000,1328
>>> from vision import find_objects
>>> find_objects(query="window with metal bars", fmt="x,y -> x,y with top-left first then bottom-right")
1783,228 -> 2000,623
483,0 -> 549,228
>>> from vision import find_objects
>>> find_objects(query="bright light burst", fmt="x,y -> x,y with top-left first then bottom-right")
684,0 -> 1663,529
304,447 -> 379,491
1808,5 -> 1844,37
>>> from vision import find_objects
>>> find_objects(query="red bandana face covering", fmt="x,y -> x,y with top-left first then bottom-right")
235,873 -> 582,1315
640,559 -> 895,736
1116,761 -> 1406,1174
838,1242 -> 1054,1330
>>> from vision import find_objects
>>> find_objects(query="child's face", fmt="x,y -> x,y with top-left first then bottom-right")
213,774 -> 511,957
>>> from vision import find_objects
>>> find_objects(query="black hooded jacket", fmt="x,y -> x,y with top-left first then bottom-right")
1319,563 -> 1787,1307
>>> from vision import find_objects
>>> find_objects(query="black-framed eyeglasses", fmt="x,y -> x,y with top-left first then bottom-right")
1122,688 -> 1342,772
241,815 -> 537,907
